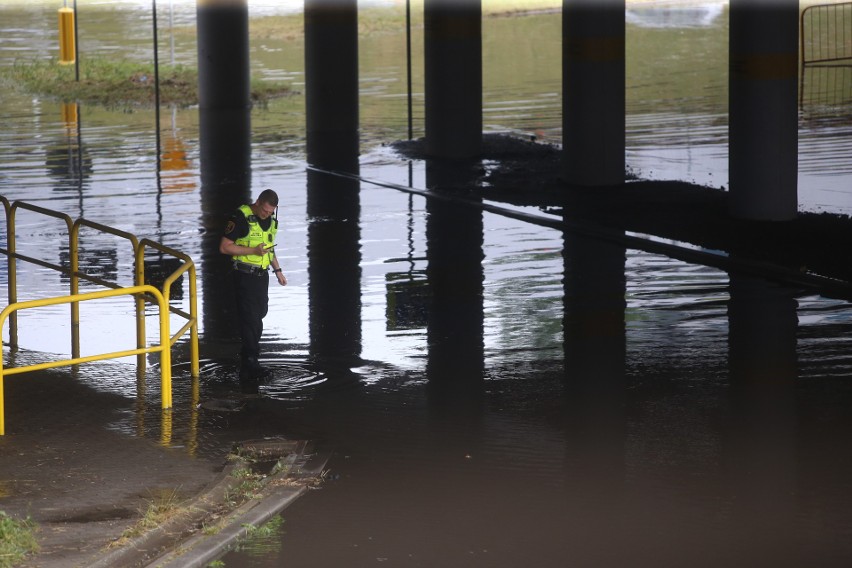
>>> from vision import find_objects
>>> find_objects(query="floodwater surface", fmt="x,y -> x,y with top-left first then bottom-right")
3,1 -> 852,567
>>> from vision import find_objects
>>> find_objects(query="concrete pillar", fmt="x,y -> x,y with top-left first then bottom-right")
196,0 -> 251,110
196,0 -> 252,346
562,0 -> 625,186
562,231 -> 626,427
198,108 -> 252,346
424,0 -> 482,159
562,233 -> 626,385
305,0 -> 359,168
729,0 -> 799,220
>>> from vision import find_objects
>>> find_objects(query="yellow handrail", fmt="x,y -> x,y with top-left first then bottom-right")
0,197 -> 200,436
0,285 -> 171,436
138,238 -> 200,377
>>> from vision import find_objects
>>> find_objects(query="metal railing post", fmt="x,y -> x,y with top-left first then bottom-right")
188,262 -> 199,377
7,206 -> 18,352
69,221 -> 81,359
1,197 -> 16,352
139,239 -> 199,378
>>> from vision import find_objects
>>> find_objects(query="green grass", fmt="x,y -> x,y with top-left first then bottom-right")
110,488 -> 187,548
0,511 -> 39,568
0,57 -> 292,110
224,467 -> 266,507
232,515 -> 284,556
240,514 -> 283,541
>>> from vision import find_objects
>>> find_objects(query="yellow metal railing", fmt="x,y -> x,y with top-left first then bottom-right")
0,286 -> 171,435
0,197 -> 199,435
138,239 -> 200,377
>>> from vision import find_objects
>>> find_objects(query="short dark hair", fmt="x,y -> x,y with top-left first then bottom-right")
258,189 -> 279,206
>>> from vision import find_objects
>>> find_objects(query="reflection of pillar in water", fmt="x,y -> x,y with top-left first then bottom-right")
196,0 -> 250,111
424,0 -> 482,159
424,161 -> 484,383
561,233 -> 627,556
561,232 -> 626,498
562,0 -> 625,186
729,0 -> 798,220
198,107 -> 252,344
306,170 -> 362,364
424,162 -> 484,448
305,0 -> 359,168
725,274 -> 798,557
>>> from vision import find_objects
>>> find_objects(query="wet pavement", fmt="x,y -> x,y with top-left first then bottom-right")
0,366 -> 223,567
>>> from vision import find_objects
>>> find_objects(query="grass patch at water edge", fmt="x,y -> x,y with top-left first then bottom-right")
110,488 -> 188,549
0,511 -> 39,568
0,57 -> 293,110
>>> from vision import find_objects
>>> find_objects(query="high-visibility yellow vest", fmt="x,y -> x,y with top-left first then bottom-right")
233,204 -> 277,269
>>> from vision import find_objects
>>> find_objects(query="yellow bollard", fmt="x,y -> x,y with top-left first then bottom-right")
58,7 -> 76,65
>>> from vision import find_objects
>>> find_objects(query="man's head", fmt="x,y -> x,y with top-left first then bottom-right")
253,189 -> 279,220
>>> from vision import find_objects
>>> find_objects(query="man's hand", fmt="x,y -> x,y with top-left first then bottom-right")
275,271 -> 287,286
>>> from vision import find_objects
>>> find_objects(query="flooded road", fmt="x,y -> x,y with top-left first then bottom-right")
3,1 -> 852,566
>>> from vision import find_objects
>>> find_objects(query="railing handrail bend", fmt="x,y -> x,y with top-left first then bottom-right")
0,284 -> 172,436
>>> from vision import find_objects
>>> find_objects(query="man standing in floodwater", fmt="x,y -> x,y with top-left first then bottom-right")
219,189 -> 287,387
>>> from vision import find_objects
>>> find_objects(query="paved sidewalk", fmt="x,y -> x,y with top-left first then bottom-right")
0,363 -> 327,567
0,368 -> 223,568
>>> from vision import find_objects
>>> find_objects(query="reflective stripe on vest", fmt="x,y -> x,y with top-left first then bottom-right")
233,204 -> 278,269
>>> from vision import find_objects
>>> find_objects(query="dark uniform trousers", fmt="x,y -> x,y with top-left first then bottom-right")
233,268 -> 269,368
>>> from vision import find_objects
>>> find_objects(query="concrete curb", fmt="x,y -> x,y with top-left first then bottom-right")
86,463 -> 242,568
144,482 -> 308,568
84,439 -> 330,568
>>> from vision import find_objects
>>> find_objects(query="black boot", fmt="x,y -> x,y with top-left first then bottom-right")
238,356 -> 259,394
253,364 -> 271,381
239,357 -> 254,381
241,356 -> 270,381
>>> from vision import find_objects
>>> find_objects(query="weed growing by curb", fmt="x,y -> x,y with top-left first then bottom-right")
111,488 -> 188,548
0,511 -> 39,568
